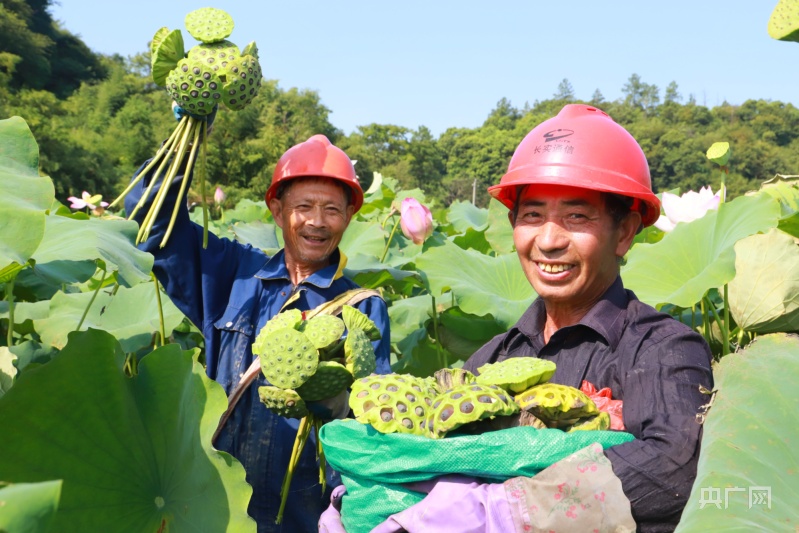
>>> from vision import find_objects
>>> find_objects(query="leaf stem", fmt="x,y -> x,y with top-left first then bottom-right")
138,119 -> 195,243
380,215 -> 400,263
151,273 -> 166,347
161,123 -> 201,247
76,270 -> 107,332
430,295 -> 446,370
722,284 -> 731,355
700,297 -> 711,348
110,116 -> 188,210
200,121 -> 209,249
6,280 -> 15,346
277,415 -> 313,524
315,417 -> 326,491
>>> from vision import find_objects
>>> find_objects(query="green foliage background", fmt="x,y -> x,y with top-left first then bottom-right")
3,0 -> 799,207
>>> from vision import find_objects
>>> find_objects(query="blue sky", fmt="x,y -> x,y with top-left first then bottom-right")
50,1 -> 796,136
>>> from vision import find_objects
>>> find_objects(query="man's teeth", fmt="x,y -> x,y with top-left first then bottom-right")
538,263 -> 572,273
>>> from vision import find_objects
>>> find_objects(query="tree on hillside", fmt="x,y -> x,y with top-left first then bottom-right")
483,97 -> 521,130
553,78 -> 575,101
665,81 -> 682,104
0,0 -> 106,97
622,73 -> 660,112
591,89 -> 605,105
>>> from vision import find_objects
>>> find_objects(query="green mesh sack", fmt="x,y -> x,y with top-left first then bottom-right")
319,419 -> 634,533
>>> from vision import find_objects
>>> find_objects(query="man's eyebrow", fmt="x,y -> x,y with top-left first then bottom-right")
519,198 -> 592,207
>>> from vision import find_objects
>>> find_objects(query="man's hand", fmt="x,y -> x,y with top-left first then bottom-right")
307,389 -> 350,421
171,101 -> 217,136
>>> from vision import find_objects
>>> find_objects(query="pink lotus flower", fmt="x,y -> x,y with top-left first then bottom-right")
654,186 -> 720,232
400,197 -> 433,245
67,191 -> 109,211
214,186 -> 226,205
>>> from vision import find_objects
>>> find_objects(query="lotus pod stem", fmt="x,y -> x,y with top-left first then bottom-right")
276,414 -> 315,524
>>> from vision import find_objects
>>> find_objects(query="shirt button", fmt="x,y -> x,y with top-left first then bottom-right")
225,321 -> 233,328
281,291 -> 286,296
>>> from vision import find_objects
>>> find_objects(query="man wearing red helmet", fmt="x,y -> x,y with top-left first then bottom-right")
125,133 -> 390,532
462,104 -> 713,531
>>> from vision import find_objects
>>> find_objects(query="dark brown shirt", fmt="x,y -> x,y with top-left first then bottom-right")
464,276 -> 713,532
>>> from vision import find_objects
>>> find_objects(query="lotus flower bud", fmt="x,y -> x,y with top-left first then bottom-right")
654,186 -> 720,232
214,186 -> 226,206
400,197 -> 433,245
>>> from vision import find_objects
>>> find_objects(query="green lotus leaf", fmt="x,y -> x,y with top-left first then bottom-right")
392,330 -> 454,378
437,307 -> 505,361
388,295 -> 434,343
344,252 -> 421,292
0,480 -> 62,533
34,282 -> 185,352
485,198 -> 514,254
416,240 -> 535,329
451,227 -> 492,254
339,220 -> 387,260
231,220 -> 280,252
30,214 -> 153,288
705,141 -> 730,166
0,117 -> 55,271
151,28 -> 185,86
727,229 -> 799,333
0,347 -> 16,399
221,199 -> 272,224
756,180 -> 799,238
0,329 -> 256,531
185,7 -> 234,43
447,201 -> 488,233
621,194 -> 780,308
768,0 -> 799,42
675,333 -> 799,532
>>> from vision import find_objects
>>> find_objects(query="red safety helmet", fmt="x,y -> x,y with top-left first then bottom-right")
488,104 -> 661,227
266,134 -> 364,212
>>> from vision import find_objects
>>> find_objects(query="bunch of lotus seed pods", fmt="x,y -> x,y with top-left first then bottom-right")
111,7 -> 262,248
350,357 -> 611,439
252,305 -> 380,524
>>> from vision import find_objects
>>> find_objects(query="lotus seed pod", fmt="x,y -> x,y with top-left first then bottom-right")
342,305 -> 381,341
514,383 -> 599,425
300,315 -> 345,351
185,7 -> 234,44
295,361 -> 354,402
257,327 -> 319,389
426,383 -> 518,439
476,357 -> 556,393
241,41 -> 259,60
252,309 -> 304,356
151,28 -> 185,87
518,410 -> 548,429
187,41 -> 241,74
769,0 -> 799,42
566,411 -> 611,432
165,58 -> 223,115
221,54 -> 262,111
344,329 -> 376,379
434,367 -> 475,391
258,386 -> 308,419
350,373 -> 435,436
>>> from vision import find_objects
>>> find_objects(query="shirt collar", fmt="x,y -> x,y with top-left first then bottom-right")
514,276 -> 628,351
255,248 -> 348,289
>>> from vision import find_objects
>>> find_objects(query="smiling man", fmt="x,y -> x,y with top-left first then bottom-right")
462,105 -> 714,532
125,133 -> 390,532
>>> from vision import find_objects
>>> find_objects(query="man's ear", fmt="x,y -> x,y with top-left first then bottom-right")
615,211 -> 642,257
345,204 -> 355,224
269,198 -> 284,229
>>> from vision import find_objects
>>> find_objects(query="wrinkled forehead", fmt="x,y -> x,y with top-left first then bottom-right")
516,183 -> 604,206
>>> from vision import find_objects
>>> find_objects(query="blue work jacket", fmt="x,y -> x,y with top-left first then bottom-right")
125,160 -> 391,532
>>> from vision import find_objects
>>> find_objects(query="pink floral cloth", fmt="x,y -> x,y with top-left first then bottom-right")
504,443 -> 635,532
